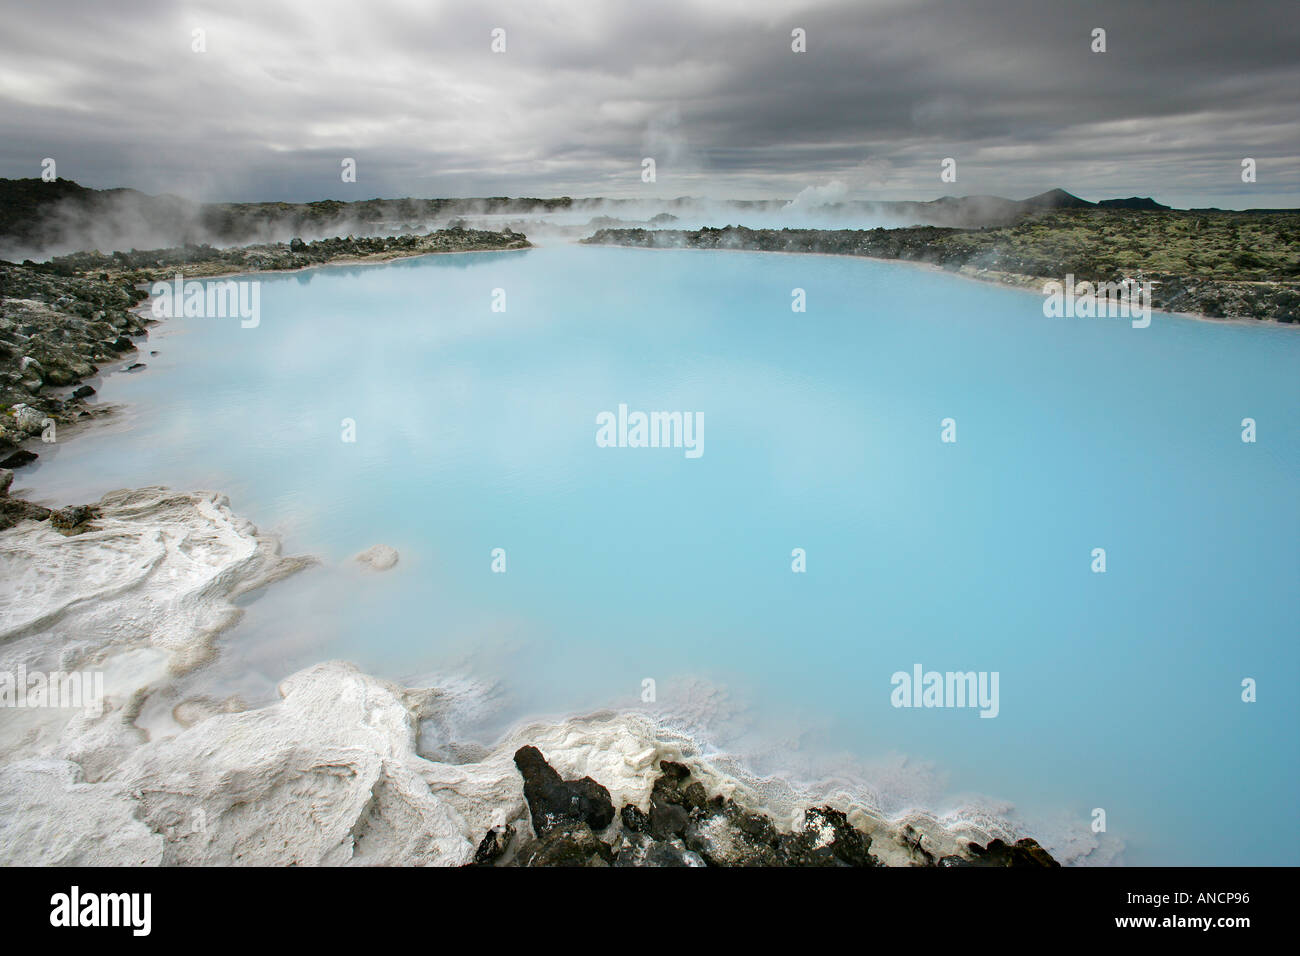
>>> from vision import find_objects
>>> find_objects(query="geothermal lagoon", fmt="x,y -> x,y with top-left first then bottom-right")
20,243 -> 1299,865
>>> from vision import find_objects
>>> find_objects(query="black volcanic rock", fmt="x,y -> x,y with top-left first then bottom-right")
645,760 -> 698,838
681,781 -> 710,812
513,745 -> 615,836
658,760 -> 691,781
648,799 -> 690,840
0,495 -> 50,529
620,804 -> 649,833
49,503 -> 99,530
615,832 -> 703,867
940,837 -> 1060,867
683,804 -> 783,867
520,823 -> 613,867
506,745 -> 1056,868
0,264 -> 150,457
471,823 -> 514,865
777,806 -> 879,867
0,450 -> 37,469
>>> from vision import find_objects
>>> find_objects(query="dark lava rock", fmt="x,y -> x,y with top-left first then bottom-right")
509,743 -> 1052,869
648,799 -> 691,840
49,504 -> 100,530
0,468 -> 11,496
646,754 -> 860,867
71,385 -> 95,399
568,777 -> 616,828
471,823 -> 514,866
777,806 -> 879,867
897,823 -> 936,864
615,832 -> 705,867
650,774 -> 685,806
940,837 -> 1059,868
122,362 -> 146,372
683,806 -> 782,867
0,450 -> 37,469
513,745 -> 615,836
620,804 -> 649,834
734,806 -> 777,845
0,496 -> 51,530
671,771 -> 788,867
645,758 -> 695,838
681,781 -> 710,812
520,823 -> 613,867
658,760 -> 691,782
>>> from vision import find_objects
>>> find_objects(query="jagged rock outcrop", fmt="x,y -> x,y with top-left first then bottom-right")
30,228 -> 531,283
471,823 -> 514,865
513,744 -> 615,836
497,749 -> 1059,868
940,837 -> 1060,867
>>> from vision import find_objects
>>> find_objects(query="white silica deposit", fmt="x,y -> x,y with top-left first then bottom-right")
0,486 -> 1042,866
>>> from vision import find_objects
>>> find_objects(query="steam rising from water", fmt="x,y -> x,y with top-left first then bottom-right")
784,180 -> 850,211
3,184 -> 1031,262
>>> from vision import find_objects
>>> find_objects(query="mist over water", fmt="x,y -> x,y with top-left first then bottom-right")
20,243 -> 1299,865
4,184 -> 1002,261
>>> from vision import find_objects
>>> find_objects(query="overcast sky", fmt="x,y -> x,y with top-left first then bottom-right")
1,0 -> 1296,207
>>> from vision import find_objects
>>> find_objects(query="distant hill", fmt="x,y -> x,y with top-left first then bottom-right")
1097,196 -> 1171,210
0,179 -> 198,255
1021,188 -> 1095,210
1011,189 -> 1168,212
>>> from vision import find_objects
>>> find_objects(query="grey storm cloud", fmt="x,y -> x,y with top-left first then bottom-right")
0,0 -> 1296,206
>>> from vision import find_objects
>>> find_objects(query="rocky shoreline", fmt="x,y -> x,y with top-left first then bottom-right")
483,745 -> 1056,867
23,226 -> 531,282
583,218 -> 1300,323
0,264 -> 151,472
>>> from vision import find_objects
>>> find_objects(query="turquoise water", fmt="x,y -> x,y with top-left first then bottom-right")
22,244 -> 1299,865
